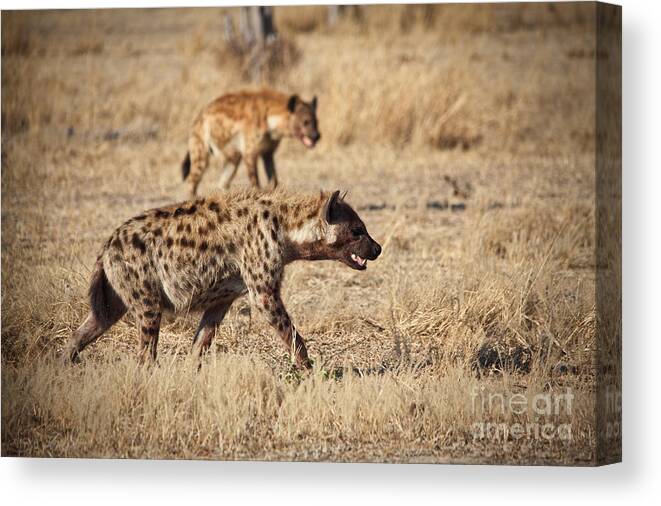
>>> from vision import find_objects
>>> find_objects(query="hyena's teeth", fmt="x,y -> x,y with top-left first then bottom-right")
351,254 -> 366,266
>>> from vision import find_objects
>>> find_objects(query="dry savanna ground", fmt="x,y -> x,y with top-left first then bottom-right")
2,4 -> 612,464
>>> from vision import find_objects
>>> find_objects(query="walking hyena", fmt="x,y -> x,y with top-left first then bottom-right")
65,189 -> 381,368
181,89 -> 321,198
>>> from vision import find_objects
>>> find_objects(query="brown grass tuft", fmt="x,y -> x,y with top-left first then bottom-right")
216,35 -> 302,84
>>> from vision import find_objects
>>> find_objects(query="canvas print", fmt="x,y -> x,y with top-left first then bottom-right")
1,2 -> 621,465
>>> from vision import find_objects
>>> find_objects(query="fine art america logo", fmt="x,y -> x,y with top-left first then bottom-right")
470,386 -> 574,442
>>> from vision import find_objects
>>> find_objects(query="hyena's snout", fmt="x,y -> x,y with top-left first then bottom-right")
368,238 -> 382,261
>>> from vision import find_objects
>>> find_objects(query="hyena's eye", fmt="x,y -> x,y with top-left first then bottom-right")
351,227 -> 365,238
303,119 -> 311,127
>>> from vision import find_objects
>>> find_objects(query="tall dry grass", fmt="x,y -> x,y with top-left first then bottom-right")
2,353 -> 595,463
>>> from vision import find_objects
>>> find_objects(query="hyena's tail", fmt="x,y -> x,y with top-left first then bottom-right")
182,152 -> 191,181
89,260 -> 126,328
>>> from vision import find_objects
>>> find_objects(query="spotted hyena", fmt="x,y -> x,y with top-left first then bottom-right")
181,89 -> 320,198
65,190 -> 380,368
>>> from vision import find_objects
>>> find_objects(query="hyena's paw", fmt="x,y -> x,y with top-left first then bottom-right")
62,346 -> 82,365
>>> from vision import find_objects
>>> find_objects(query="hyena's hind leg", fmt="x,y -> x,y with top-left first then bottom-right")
192,299 -> 236,358
135,305 -> 162,363
65,263 -> 127,363
184,133 -> 210,198
217,151 -> 242,191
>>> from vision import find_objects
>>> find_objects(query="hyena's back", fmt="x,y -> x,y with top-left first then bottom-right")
100,197 -> 250,315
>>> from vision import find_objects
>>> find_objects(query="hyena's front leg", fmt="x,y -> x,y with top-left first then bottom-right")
262,151 -> 278,191
244,152 -> 260,188
186,133 -> 210,198
248,284 -> 312,369
217,151 -> 242,191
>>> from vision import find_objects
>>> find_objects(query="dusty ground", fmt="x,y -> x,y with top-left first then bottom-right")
1,4 -> 617,464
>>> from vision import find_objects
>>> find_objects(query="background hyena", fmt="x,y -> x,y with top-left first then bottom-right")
65,189 -> 381,368
181,89 -> 321,197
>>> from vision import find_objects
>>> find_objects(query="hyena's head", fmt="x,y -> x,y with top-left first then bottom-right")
320,191 -> 381,270
287,95 -> 321,149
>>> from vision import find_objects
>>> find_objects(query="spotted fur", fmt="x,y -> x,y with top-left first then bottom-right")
65,189 -> 381,368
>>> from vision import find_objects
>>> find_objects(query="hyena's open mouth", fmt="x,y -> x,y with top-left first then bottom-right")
301,135 -> 316,148
350,253 -> 368,270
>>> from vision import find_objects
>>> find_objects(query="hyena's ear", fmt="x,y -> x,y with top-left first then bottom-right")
323,190 -> 342,224
287,95 -> 299,113
311,95 -> 318,112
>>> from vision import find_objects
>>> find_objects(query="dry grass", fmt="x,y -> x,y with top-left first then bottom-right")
2,355 -> 595,463
1,4 -> 615,464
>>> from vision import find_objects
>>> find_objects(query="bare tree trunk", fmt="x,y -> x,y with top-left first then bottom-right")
234,6 -> 278,81
239,7 -> 256,47
328,5 -> 342,27
224,7 -> 281,82
240,6 -> 277,47
223,13 -> 241,53
257,6 -> 277,43
328,5 -> 363,27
